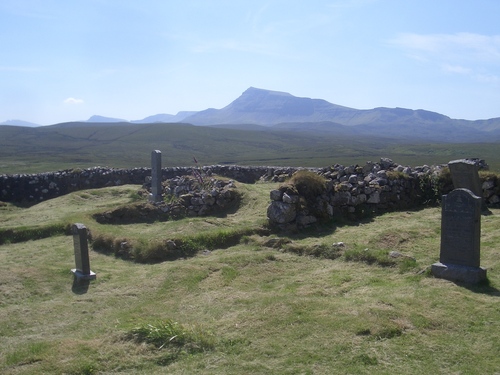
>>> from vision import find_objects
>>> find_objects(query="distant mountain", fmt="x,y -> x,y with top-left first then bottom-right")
4,87 -> 500,143
0,119 -> 40,127
184,87 -> 357,126
182,87 -> 500,142
87,115 -> 127,123
132,111 -> 198,124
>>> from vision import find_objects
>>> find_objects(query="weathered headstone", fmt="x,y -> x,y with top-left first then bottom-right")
71,223 -> 96,280
448,159 -> 486,211
431,188 -> 486,283
149,150 -> 163,203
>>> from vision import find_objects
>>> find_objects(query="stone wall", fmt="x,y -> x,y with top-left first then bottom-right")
1,160 -> 499,221
93,176 -> 238,223
0,165 -> 275,203
267,158 -> 500,228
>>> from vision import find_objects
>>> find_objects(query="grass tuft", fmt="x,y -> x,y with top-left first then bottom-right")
288,170 -> 327,200
128,319 -> 216,352
344,247 -> 396,267
5,342 -> 51,367
283,242 -> 342,260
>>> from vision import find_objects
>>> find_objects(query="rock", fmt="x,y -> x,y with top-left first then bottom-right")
283,193 -> 299,204
190,196 -> 204,206
270,189 -> 282,201
488,194 -> 500,204
363,162 -> 374,174
348,175 -> 358,184
332,191 -> 351,205
482,180 -> 495,190
376,170 -> 388,178
367,191 -> 380,204
166,240 -> 177,250
267,201 -> 297,224
380,157 -> 394,170
202,193 -> 216,205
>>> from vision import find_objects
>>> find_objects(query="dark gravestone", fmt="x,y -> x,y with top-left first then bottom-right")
448,159 -> 482,197
448,159 -> 486,212
71,223 -> 96,280
431,188 -> 486,283
149,150 -> 163,203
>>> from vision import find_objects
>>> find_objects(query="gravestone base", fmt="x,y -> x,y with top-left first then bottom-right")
431,262 -> 486,284
71,268 -> 96,281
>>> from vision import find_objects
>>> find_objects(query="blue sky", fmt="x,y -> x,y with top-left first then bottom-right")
1,0 -> 500,125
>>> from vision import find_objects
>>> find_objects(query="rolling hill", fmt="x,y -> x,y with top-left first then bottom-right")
2,87 -> 500,174
1,121 -> 500,174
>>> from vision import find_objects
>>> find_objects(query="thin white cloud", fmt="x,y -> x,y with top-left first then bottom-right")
63,97 -> 84,105
389,32 -> 500,83
389,32 -> 500,62
475,73 -> 499,84
441,64 -> 470,75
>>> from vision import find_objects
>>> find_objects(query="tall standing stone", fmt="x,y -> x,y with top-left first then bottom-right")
448,159 -> 486,211
71,223 -> 96,280
431,188 -> 486,283
149,150 -> 163,203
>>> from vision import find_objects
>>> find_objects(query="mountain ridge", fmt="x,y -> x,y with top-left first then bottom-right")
2,87 -> 500,143
181,87 -> 500,142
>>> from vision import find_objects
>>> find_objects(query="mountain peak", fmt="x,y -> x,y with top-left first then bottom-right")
0,119 -> 40,127
87,115 -> 127,123
241,87 -> 294,98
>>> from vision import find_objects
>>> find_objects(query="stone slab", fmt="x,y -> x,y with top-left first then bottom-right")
448,159 -> 482,197
72,223 -> 91,275
439,188 -> 481,267
431,262 -> 487,284
149,150 -> 163,203
448,159 -> 489,212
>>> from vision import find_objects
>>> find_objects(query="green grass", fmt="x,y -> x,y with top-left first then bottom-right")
2,123 -> 500,174
1,182 -> 499,374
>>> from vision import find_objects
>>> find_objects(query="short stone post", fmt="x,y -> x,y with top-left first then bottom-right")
71,223 -> 96,280
149,150 -> 163,203
431,188 -> 486,283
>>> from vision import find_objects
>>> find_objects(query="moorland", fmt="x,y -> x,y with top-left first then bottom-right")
1,87 -> 500,373
2,121 -> 500,174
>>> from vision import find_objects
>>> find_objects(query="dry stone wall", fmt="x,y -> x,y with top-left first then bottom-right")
0,165 -> 271,203
1,160 -> 498,223
267,158 -> 499,228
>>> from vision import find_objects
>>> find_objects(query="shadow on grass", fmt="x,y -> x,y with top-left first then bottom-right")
458,278 -> 500,297
71,277 -> 90,295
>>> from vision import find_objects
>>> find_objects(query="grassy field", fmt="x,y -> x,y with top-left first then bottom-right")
2,123 -> 500,174
1,180 -> 499,374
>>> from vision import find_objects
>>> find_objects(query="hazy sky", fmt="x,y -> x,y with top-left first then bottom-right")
1,0 -> 500,125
